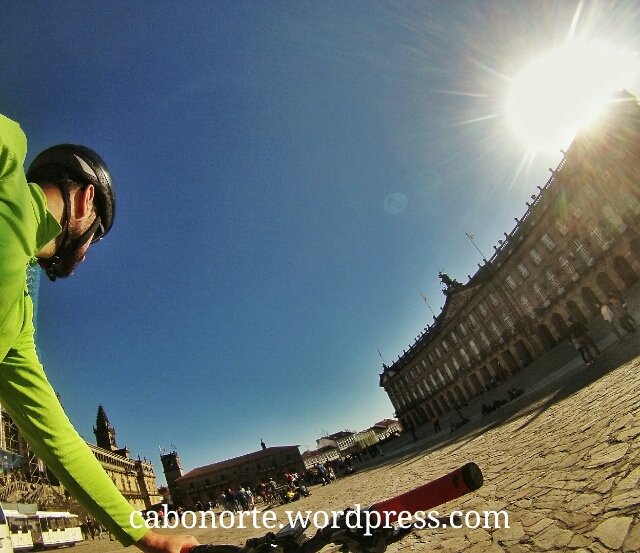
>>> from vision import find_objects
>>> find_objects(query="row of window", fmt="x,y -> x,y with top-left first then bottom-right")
387,152 -> 640,415
389,186 -> 640,412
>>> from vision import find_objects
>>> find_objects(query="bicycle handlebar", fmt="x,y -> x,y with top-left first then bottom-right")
368,461 -> 482,522
183,462 -> 483,553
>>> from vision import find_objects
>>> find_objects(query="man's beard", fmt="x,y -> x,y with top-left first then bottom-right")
45,220 -> 91,279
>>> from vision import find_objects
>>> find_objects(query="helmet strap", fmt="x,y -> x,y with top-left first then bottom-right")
38,178 -> 101,282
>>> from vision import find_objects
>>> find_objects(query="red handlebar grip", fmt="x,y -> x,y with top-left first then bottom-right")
368,462 -> 482,523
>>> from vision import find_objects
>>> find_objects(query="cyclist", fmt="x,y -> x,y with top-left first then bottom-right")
0,113 -> 198,553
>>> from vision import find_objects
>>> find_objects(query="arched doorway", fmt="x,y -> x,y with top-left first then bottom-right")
580,287 -> 601,316
446,390 -> 457,408
432,398 -> 443,415
551,313 -> 570,340
439,395 -> 450,412
462,380 -> 475,399
409,412 -> 420,428
469,373 -> 484,394
454,385 -> 466,405
596,271 -> 619,297
501,349 -> 519,373
613,256 -> 639,288
479,366 -> 493,387
566,300 -> 588,327
490,358 -> 508,380
536,324 -> 556,352
513,340 -> 533,366
425,403 -> 436,419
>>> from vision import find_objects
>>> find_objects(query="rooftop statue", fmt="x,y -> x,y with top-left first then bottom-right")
438,271 -> 460,288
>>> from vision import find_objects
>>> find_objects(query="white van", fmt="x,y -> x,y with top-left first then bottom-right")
3,509 -> 32,551
27,511 -> 83,548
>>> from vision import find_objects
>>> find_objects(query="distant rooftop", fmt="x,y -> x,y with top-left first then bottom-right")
177,446 -> 300,481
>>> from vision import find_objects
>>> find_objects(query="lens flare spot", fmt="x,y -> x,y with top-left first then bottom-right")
383,193 -> 408,215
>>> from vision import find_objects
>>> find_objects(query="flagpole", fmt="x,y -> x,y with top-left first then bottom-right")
421,294 -> 436,319
465,233 -> 487,262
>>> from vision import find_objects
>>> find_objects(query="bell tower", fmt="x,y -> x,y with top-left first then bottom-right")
93,405 -> 117,452
160,449 -> 184,488
160,448 -> 184,506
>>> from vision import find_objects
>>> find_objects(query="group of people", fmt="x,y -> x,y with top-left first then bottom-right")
570,292 -> 636,366
480,387 -> 524,416
253,474 -> 312,506
597,294 -> 636,340
481,398 -> 509,416
307,451 -> 379,485
311,462 -> 335,485
217,486 -> 256,512
507,387 -> 524,401
80,517 -> 112,541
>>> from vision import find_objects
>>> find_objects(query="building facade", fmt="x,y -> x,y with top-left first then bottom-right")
301,446 -> 340,470
316,431 -> 358,452
165,446 -> 305,509
0,405 -> 162,512
379,92 -> 640,431
370,419 -> 401,442
91,406 -> 163,511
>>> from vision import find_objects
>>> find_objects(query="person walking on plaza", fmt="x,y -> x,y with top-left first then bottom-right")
432,416 -> 441,433
609,295 -> 636,335
409,424 -> 418,441
245,486 -> 255,509
568,317 -> 601,365
596,301 -> 623,342
80,520 -> 89,541
0,113 -> 197,553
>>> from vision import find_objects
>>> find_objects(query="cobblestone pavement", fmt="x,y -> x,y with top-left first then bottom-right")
75,331 -> 640,552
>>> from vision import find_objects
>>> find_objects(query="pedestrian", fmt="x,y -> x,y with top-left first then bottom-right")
226,488 -> 240,511
237,487 -> 249,511
596,301 -> 623,342
409,424 -> 418,441
0,113 -> 197,552
80,520 -> 89,541
432,416 -> 441,433
245,487 -> 255,509
609,296 -> 636,334
568,317 -> 601,365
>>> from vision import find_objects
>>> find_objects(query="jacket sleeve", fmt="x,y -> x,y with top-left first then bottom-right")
0,293 -> 148,546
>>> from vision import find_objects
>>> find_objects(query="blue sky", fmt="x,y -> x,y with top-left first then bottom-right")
2,1 -> 639,483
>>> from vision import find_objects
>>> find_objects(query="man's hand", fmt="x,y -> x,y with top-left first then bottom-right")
136,529 -> 199,553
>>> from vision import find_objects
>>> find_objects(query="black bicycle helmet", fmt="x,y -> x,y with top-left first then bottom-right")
26,144 -> 116,241
26,144 -> 116,281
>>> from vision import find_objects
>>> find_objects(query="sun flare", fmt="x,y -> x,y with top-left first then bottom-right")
506,41 -> 639,152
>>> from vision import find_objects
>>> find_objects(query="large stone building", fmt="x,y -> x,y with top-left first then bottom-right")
91,406 -> 163,511
0,405 -> 162,512
162,446 -> 305,509
379,91 -> 640,431
301,446 -> 340,470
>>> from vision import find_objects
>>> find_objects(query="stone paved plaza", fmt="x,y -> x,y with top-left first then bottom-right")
76,329 -> 640,552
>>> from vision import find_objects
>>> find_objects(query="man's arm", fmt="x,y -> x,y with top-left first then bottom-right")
0,305 -> 148,545
137,530 -> 199,553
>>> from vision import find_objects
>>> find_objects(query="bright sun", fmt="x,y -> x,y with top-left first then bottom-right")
506,41 -> 639,152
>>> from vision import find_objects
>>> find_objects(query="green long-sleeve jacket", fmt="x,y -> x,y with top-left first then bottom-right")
0,113 -> 147,545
